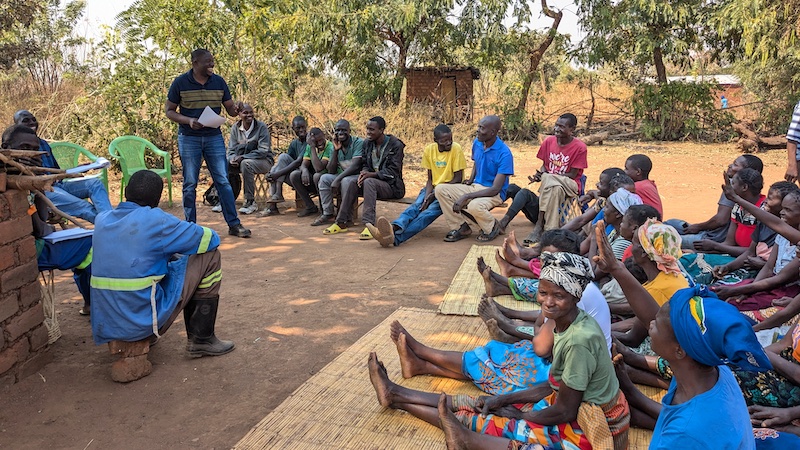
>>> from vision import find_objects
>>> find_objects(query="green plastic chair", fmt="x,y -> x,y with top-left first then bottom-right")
49,141 -> 109,190
108,136 -> 173,207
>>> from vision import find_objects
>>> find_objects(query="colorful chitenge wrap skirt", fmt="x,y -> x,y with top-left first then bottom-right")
463,340 -> 551,395
450,375 -> 630,450
509,277 -> 540,302
733,347 -> 800,407
725,279 -> 800,312
655,347 -> 800,408
741,307 -> 800,328
680,253 -> 756,286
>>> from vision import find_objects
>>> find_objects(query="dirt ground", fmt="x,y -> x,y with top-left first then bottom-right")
0,141 -> 789,449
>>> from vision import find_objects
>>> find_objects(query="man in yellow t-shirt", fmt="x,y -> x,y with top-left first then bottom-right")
368,124 -> 467,247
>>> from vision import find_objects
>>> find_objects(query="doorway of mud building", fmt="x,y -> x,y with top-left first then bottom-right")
439,76 -> 457,124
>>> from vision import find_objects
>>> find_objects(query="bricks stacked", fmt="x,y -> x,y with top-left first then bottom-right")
0,188 -> 52,384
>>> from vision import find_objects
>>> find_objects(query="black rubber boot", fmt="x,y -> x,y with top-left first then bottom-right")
183,298 -> 198,341
185,296 -> 235,357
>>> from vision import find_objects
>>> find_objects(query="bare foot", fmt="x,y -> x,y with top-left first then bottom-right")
502,236 -> 521,261
478,261 -> 505,297
494,249 -> 512,277
396,333 -> 428,378
368,352 -> 394,408
476,256 -> 489,275
478,296 -> 504,324
438,393 -> 469,450
481,293 -> 516,318
390,320 -> 423,350
486,319 -> 518,344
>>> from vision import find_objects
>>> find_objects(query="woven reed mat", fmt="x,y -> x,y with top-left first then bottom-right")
438,244 -> 541,316
234,307 -> 659,449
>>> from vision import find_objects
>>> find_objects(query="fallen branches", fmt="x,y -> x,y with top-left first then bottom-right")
733,122 -> 787,153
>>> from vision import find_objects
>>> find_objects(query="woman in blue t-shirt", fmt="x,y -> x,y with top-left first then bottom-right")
593,222 -> 783,449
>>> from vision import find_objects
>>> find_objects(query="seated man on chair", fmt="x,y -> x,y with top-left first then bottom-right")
344,116 -> 405,240
90,170 -> 234,357
221,103 -> 273,215
435,115 -> 513,243
368,124 -> 466,247
289,127 -> 332,218
2,124 -> 93,315
13,110 -> 112,223
526,113 -> 588,244
317,119 -> 364,232
261,115 -> 307,216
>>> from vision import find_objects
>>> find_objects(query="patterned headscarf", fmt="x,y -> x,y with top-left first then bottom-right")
539,251 -> 595,299
608,187 -> 643,216
670,285 -> 772,372
637,218 -> 683,275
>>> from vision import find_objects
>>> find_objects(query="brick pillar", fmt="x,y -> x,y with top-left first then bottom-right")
0,189 -> 52,384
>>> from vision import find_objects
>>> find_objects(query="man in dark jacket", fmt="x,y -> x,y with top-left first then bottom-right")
351,116 -> 405,240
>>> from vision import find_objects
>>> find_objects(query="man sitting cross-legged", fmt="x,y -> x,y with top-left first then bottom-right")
261,115 -> 307,215
90,170 -> 234,357
525,113 -> 588,244
367,124 -> 467,247
288,128 -> 332,219
435,115 -> 513,243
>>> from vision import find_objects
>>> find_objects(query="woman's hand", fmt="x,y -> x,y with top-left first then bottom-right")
749,405 -> 797,427
712,264 -> 730,279
592,221 -> 623,274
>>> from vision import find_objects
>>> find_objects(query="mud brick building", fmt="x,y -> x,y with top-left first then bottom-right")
405,66 -> 480,123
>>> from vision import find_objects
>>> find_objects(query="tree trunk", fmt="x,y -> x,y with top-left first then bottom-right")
390,43 -> 409,105
514,0 -> 562,113
653,46 -> 667,84
586,74 -> 596,131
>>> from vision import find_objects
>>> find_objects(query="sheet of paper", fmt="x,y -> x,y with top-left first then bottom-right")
65,157 -> 111,175
43,227 -> 93,243
197,106 -> 226,128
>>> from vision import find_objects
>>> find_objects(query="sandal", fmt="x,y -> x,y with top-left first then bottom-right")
311,214 -> 335,226
79,307 -> 90,316
444,229 -> 469,242
323,223 -> 348,235
359,227 -> 373,240
476,220 -> 503,242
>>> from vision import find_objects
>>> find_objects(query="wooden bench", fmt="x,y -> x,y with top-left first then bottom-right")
108,338 -> 152,382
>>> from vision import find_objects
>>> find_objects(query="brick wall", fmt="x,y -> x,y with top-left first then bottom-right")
406,69 -> 475,105
0,189 -> 52,384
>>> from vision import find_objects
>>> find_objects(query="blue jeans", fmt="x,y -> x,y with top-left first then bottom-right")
178,134 -> 240,226
47,178 -> 112,223
392,188 -> 443,246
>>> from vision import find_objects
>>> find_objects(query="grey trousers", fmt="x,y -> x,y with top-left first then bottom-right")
360,178 -> 396,225
319,173 -> 359,219
231,158 -> 271,202
269,153 -> 296,197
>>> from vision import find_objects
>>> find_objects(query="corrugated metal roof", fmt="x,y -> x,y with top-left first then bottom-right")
665,74 -> 741,85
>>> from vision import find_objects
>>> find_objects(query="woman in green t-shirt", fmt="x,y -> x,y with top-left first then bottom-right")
368,252 -> 630,449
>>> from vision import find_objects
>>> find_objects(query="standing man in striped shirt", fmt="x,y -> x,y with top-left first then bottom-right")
165,48 -> 251,237
785,99 -> 800,184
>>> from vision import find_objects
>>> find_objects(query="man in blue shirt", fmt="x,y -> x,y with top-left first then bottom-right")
91,170 -> 234,357
434,115 -> 513,242
165,48 -> 250,238
13,110 -> 112,223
